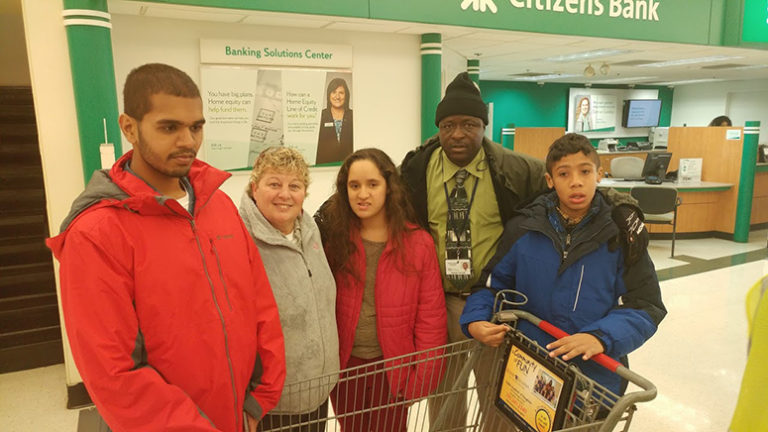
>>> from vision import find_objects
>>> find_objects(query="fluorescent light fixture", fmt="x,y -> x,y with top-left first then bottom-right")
513,73 -> 583,81
655,78 -> 725,85
638,55 -> 742,68
543,49 -> 635,62
591,76 -> 658,84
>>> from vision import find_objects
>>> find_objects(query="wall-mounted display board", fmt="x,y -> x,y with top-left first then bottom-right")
200,40 -> 353,169
567,88 -> 658,138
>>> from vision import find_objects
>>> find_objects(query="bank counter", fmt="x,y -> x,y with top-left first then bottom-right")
597,179 -> 733,235
511,126 -> 766,239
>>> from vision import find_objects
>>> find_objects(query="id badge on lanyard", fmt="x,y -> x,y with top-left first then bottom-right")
443,174 -> 479,283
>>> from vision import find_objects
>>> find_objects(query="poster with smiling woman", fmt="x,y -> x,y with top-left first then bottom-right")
316,72 -> 354,165
573,95 -> 594,132
201,67 -> 353,169
569,92 -> 617,133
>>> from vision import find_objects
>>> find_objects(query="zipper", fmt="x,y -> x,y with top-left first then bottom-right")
190,219 -> 240,426
573,264 -> 585,311
210,239 -> 233,312
563,233 -> 571,261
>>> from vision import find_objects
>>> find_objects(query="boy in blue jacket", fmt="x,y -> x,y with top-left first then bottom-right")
460,133 -> 666,395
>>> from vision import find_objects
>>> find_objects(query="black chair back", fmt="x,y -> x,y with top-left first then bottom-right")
630,187 -> 678,215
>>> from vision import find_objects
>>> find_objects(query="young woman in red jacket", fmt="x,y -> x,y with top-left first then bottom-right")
317,148 -> 447,432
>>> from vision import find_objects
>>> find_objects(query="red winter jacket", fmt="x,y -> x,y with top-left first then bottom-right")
334,226 -> 447,400
46,152 -> 286,432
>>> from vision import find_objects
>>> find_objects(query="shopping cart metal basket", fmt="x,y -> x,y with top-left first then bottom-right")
258,292 -> 656,432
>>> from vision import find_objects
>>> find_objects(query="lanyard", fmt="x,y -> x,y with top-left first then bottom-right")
442,167 -> 479,236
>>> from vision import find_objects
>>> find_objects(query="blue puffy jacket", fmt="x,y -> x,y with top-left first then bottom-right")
460,191 -> 666,395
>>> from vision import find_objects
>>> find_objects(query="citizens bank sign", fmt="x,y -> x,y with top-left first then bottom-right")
459,0 -> 662,21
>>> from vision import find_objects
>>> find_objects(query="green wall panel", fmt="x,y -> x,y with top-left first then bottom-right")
480,81 -> 673,144
742,0 -> 768,43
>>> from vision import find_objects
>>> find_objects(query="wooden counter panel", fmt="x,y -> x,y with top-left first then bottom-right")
677,190 -> 723,204
751,196 -> 768,225
750,172 -> 767,225
754,172 -> 768,197
645,202 -> 718,234
679,201 -> 734,233
514,128 -> 565,161
667,127 -> 743,184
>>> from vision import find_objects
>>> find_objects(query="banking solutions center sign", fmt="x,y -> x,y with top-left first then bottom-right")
199,40 -> 354,170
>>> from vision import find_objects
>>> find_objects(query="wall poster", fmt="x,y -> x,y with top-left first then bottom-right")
571,94 -> 617,133
200,40 -> 353,169
567,88 -> 658,139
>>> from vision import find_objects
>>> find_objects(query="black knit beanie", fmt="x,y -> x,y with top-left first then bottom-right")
435,72 -> 488,126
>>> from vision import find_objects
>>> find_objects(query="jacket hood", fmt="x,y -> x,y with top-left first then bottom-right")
47,150 -> 231,258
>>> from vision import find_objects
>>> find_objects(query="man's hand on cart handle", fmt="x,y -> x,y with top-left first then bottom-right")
468,321 -> 512,347
546,333 -> 604,361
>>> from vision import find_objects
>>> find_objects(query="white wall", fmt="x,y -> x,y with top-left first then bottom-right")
110,14 -> 423,214
670,79 -> 768,144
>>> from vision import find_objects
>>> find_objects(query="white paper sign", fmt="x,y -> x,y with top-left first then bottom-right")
726,129 -> 742,140
679,158 -> 702,183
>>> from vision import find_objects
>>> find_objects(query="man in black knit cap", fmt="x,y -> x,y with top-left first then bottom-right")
400,72 -> 648,429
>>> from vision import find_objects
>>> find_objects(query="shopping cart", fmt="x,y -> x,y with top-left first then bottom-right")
259,291 -> 656,432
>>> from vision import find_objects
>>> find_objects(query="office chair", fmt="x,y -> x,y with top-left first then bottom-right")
630,186 -> 682,257
610,156 -> 644,179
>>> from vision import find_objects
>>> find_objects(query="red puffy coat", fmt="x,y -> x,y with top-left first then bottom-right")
46,152 -> 286,432
334,226 -> 447,399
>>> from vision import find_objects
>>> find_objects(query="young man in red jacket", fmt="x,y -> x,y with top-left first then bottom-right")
47,63 -> 285,432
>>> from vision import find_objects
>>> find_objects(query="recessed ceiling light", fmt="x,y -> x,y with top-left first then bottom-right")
638,56 -> 742,67
543,49 -> 635,62
513,73 -> 583,81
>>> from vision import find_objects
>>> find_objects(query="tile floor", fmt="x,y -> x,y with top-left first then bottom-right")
2,230 -> 766,432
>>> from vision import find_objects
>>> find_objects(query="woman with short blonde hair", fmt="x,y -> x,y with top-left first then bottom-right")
239,146 -> 338,431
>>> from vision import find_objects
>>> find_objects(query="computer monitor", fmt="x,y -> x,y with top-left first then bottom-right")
640,151 -> 672,179
622,99 -> 662,128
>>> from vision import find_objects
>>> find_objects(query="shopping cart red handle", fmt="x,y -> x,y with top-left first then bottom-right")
497,309 -> 621,372
537,320 -> 621,372
496,307 -> 657,432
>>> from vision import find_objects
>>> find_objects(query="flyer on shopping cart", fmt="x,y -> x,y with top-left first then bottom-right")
496,337 -> 573,432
